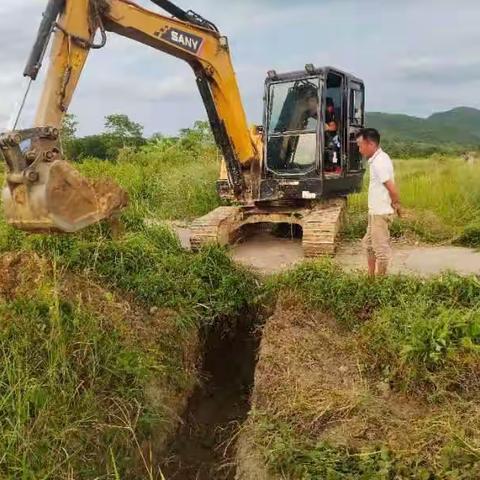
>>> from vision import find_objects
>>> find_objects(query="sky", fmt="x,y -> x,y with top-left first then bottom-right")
1,0 -> 480,136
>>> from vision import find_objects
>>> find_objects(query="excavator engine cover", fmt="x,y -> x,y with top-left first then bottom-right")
0,127 -> 128,233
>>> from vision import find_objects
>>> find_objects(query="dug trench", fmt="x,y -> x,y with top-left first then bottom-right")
160,314 -> 262,480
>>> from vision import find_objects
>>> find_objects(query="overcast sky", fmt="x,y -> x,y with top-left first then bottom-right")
1,0 -> 480,136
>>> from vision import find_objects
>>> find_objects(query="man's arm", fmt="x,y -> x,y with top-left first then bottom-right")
384,179 -> 401,216
325,120 -> 337,132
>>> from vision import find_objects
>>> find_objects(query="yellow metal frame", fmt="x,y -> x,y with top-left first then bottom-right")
36,0 -> 258,169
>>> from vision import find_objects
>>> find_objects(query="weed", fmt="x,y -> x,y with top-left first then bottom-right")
0,136 -> 255,478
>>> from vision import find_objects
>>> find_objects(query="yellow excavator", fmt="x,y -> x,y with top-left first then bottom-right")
1,0 -> 366,255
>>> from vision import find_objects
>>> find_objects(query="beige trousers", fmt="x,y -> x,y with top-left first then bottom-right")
362,214 -> 394,263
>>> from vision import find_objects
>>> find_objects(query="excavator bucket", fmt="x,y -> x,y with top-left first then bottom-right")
1,129 -> 128,233
2,161 -> 128,233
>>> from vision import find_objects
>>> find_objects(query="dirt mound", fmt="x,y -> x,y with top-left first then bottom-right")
237,297 -> 480,478
252,301 -> 364,434
0,251 -> 201,475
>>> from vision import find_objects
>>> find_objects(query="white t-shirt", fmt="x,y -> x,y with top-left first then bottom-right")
368,148 -> 395,215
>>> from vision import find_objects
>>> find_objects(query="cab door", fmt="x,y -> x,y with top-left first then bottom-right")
346,80 -> 365,172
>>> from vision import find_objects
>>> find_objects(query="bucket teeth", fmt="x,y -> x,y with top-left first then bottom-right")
1,126 -> 128,233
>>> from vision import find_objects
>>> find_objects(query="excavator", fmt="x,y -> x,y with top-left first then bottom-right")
0,0 -> 366,256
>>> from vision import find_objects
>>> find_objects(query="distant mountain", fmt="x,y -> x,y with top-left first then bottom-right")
366,107 -> 480,145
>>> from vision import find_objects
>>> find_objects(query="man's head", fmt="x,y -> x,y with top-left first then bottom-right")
326,97 -> 334,114
356,128 -> 380,158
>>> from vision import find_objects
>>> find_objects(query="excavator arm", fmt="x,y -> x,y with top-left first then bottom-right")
0,0 -> 258,233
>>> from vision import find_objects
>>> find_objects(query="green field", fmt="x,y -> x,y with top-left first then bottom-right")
345,156 -> 480,246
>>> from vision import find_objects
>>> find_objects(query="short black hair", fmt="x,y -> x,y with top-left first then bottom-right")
356,128 -> 380,144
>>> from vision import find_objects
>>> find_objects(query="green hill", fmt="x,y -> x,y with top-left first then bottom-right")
366,107 -> 480,146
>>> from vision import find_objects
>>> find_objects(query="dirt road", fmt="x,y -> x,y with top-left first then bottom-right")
230,232 -> 480,276
171,224 -> 480,276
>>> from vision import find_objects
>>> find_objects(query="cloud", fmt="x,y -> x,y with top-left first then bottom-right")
2,0 -> 480,134
398,57 -> 480,84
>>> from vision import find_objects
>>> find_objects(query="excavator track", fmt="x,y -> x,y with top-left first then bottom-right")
190,199 -> 347,256
302,198 -> 346,257
190,206 -> 242,250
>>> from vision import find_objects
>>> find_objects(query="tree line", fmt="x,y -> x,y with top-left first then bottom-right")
60,113 -> 476,162
61,113 -> 215,161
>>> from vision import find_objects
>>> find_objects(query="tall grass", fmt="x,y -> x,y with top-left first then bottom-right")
345,156 -> 480,245
0,139 -> 256,478
78,143 -> 220,222
0,288 -> 161,478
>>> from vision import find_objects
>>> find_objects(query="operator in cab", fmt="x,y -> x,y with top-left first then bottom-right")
324,98 -> 341,172
325,97 -> 337,132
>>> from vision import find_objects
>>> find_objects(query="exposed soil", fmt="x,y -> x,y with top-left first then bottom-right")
230,232 -> 480,276
169,223 -> 480,276
160,321 -> 260,480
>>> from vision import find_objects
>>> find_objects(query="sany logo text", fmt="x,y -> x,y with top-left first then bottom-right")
157,28 -> 204,54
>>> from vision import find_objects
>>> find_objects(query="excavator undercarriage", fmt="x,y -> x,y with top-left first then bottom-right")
190,199 -> 347,257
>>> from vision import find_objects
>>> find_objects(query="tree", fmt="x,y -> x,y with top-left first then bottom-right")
104,114 -> 144,147
60,113 -> 78,159
68,135 -> 110,161
178,120 -> 215,153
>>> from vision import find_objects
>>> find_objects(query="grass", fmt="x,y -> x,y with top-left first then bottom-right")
0,252 -> 200,479
268,261 -> 480,393
248,263 -> 480,478
250,414 -> 480,480
344,156 -> 480,245
0,287 -> 156,478
1,136 -> 480,478
79,141 -> 220,222
0,139 -> 256,478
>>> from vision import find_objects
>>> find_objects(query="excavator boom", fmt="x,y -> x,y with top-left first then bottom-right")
1,0 -> 258,233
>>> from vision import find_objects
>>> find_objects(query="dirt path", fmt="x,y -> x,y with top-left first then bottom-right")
170,223 -> 480,276
230,232 -> 480,276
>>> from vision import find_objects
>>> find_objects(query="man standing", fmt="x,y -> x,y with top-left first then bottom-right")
356,128 -> 400,276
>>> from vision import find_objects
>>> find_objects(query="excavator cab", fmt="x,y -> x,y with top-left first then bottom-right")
259,66 -> 365,203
